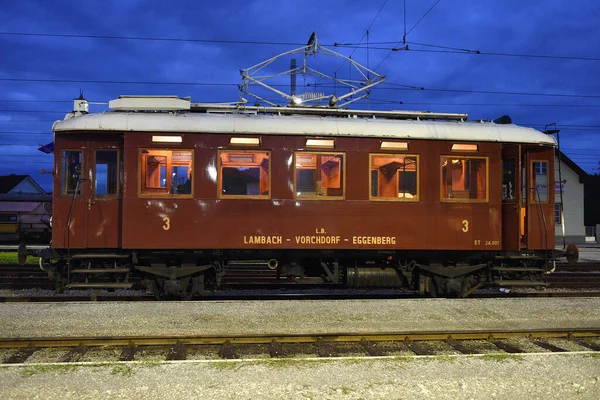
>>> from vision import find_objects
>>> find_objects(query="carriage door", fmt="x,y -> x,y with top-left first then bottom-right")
501,144 -> 522,251
525,147 -> 555,250
84,141 -> 122,249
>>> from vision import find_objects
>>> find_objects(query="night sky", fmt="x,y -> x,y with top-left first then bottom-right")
2,0 -> 599,192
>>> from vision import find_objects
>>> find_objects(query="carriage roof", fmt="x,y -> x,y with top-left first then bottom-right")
52,96 -> 556,146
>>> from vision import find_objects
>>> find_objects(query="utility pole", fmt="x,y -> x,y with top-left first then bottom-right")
544,123 -> 565,250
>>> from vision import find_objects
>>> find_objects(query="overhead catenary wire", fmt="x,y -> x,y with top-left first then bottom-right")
2,29 -> 598,63
374,0 -> 444,71
337,43 -> 600,62
2,77 -> 599,99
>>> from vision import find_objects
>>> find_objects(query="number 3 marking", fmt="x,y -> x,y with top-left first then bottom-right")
461,220 -> 469,232
163,217 -> 171,231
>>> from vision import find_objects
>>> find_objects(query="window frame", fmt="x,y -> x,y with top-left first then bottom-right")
293,151 -> 346,201
93,149 -> 120,199
369,153 -> 420,202
530,159 -> 550,204
440,155 -> 489,203
555,203 -> 562,225
60,149 -> 83,197
217,149 -> 271,200
138,148 -> 194,198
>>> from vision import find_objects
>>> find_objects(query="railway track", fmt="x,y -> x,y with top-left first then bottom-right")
2,262 -> 600,294
1,328 -> 599,365
2,290 -> 600,303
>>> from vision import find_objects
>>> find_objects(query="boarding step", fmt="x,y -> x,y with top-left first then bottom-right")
493,280 -> 550,286
71,254 -> 130,259
492,267 -> 547,272
494,255 -> 543,260
66,283 -> 133,289
70,268 -> 130,274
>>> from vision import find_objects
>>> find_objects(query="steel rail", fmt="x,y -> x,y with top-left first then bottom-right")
2,292 -> 600,303
1,328 -> 599,349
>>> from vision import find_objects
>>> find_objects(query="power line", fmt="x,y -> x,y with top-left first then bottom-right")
0,77 -> 237,87
406,0 -> 444,37
0,109 -> 65,114
0,31 -> 300,47
334,0 -> 389,74
0,131 -> 52,135
5,97 -> 600,108
0,100 -> 72,103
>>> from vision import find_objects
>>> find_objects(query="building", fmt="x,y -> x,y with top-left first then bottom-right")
554,152 -> 588,246
0,174 -> 51,242
583,174 -> 600,241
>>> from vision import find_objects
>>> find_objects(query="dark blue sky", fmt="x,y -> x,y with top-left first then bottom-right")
1,0 -> 599,192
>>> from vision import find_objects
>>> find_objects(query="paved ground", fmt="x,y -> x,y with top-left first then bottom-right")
1,297 -> 599,339
2,297 -> 599,399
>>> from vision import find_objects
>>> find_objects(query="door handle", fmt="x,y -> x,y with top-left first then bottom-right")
88,199 -> 95,210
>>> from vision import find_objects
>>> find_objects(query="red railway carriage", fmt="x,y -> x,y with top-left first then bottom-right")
38,96 -> 558,298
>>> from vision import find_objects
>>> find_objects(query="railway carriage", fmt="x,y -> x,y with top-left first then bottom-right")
33,95 -> 560,298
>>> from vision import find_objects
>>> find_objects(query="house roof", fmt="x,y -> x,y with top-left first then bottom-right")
0,175 -> 47,195
0,175 -> 30,194
556,150 -> 588,183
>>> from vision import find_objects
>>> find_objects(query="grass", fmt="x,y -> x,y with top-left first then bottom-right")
111,364 -> 134,377
480,353 -> 524,363
20,365 -> 78,377
0,252 -> 38,265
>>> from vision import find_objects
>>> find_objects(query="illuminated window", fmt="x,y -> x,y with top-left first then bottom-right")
152,135 -> 182,143
380,141 -> 409,151
441,156 -> 488,202
230,137 -> 261,146
94,150 -> 118,197
451,143 -> 478,152
370,154 -> 419,201
294,152 -> 345,199
306,139 -> 335,149
532,161 -> 549,202
219,150 -> 270,198
140,149 -> 193,196
62,150 -> 82,195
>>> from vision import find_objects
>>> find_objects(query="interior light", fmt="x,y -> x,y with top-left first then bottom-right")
380,141 -> 409,150
230,137 -> 260,146
451,143 -> 478,152
152,135 -> 182,143
306,139 -> 335,148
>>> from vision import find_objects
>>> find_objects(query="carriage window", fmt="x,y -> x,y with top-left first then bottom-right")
62,150 -> 82,195
532,161 -> 548,202
219,150 -> 270,198
441,156 -> 488,202
95,150 -> 118,197
140,149 -> 193,196
370,154 -> 418,201
294,152 -> 345,199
